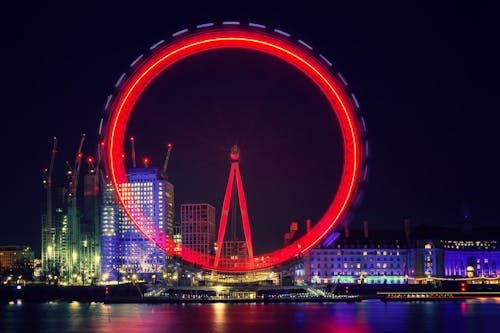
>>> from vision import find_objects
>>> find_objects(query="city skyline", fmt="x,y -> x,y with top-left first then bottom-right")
1,2 -> 499,256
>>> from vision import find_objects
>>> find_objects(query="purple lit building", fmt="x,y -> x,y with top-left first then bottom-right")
290,220 -> 500,284
100,168 -> 174,283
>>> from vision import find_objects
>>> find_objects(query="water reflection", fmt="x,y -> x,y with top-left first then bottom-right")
1,300 -> 500,333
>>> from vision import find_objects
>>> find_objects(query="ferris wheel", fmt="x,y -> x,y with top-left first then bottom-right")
99,22 -> 368,272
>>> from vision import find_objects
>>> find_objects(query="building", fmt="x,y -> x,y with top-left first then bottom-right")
101,167 -> 174,283
78,165 -> 101,283
290,220 -> 500,285
41,187 -> 74,281
307,221 -> 410,284
221,240 -> 248,259
0,246 -> 34,276
180,203 -> 216,262
411,225 -> 500,280
41,159 -> 84,283
443,240 -> 499,278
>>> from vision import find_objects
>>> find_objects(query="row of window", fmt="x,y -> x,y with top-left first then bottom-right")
312,263 -> 403,269
313,271 -> 405,277
312,257 -> 403,262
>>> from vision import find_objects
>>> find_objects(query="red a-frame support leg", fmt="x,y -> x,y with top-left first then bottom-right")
214,146 -> 254,268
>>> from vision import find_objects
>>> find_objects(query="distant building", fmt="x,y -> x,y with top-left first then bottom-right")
79,167 -> 101,282
221,240 -> 248,259
308,221 -> 410,284
284,222 -> 299,246
410,240 -> 444,278
180,203 -> 216,262
173,222 -> 182,247
291,220 -> 500,285
411,226 -> 500,280
442,240 -> 499,278
101,168 -> 174,283
41,187 -> 74,280
0,245 -> 34,276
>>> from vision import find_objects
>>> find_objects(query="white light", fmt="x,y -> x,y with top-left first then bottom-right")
130,54 -> 144,67
114,73 -> 126,88
104,94 -> 112,111
196,23 -> 214,28
274,29 -> 290,37
319,54 -> 333,67
337,72 -> 349,86
298,39 -> 313,50
172,29 -> 188,37
222,21 -> 240,25
361,116 -> 367,132
149,40 -> 165,50
249,23 -> 266,29
351,93 -> 360,108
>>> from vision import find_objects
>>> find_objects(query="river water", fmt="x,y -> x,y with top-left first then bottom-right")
1,299 -> 499,333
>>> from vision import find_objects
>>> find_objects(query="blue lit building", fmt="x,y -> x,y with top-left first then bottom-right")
443,240 -> 499,278
305,221 -> 410,285
411,226 -> 500,280
100,168 -> 174,283
291,220 -> 500,285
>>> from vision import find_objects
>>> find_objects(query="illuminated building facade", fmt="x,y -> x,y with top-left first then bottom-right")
410,240 -> 444,278
180,204 -> 216,261
0,246 -> 34,275
442,240 -> 499,278
295,221 -> 500,284
221,240 -> 248,259
173,223 -> 182,246
41,187 -> 73,280
79,170 -> 101,282
409,226 -> 500,280
308,222 -> 410,284
101,168 -> 174,283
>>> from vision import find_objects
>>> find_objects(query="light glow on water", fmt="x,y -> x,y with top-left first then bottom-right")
1,300 -> 499,333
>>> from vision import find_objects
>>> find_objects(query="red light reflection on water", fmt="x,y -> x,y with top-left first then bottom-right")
87,303 -> 375,333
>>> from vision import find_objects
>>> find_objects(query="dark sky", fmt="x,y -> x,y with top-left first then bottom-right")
1,1 -> 499,255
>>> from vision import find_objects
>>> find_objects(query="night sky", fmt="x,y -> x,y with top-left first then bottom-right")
1,2 -> 499,256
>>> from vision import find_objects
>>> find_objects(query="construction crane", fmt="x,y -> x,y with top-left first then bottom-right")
160,143 -> 173,179
130,136 -> 137,168
86,156 -> 96,174
68,134 -> 86,199
43,137 -> 58,229
67,133 -> 86,277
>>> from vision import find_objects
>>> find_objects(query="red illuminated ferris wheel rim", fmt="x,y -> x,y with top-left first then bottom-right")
104,26 -> 365,272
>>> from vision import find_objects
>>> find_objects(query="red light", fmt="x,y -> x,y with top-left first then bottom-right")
105,287 -> 109,295
104,27 -> 365,272
121,153 -> 126,159
130,136 -> 135,141
167,143 -> 172,148
87,156 -> 94,164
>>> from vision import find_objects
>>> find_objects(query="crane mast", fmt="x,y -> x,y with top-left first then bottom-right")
130,136 -> 137,168
160,143 -> 173,179
45,137 -> 58,229
72,133 -> 86,195
67,133 -> 86,278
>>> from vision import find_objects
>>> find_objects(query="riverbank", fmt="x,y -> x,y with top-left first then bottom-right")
2,282 -> 500,304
